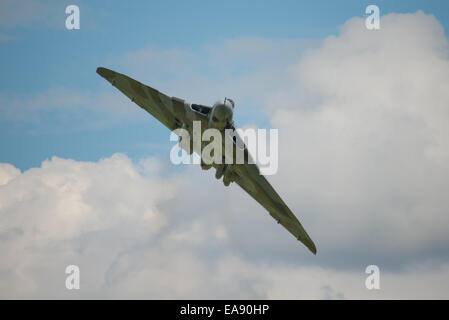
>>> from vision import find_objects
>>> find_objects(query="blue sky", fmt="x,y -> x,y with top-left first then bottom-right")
1,0 -> 449,170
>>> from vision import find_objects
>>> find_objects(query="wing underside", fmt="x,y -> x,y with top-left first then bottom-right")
234,163 -> 317,254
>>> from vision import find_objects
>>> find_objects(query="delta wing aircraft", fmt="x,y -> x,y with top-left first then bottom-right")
97,67 -> 316,254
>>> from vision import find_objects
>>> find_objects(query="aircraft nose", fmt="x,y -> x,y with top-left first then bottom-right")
210,103 -> 233,129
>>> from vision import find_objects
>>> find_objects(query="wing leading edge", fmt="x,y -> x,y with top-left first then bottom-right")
96,67 -> 183,131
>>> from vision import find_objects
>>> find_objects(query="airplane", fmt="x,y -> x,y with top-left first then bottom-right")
96,67 -> 317,254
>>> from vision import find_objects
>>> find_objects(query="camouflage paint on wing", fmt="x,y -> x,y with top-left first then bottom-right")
234,163 -> 317,254
96,67 -> 185,130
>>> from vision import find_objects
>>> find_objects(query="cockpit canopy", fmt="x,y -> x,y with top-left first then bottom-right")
209,98 -> 235,130
213,98 -> 234,110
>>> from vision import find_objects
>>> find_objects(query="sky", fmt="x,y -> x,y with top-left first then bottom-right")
2,0 -> 449,170
1,0 -> 449,299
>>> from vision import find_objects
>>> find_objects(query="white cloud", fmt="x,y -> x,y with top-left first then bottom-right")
268,11 -> 449,261
0,163 -> 20,186
1,154 -> 449,299
0,154 -> 178,298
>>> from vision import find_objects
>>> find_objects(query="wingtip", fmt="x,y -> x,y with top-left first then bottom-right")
300,237 -> 317,255
96,67 -> 117,83
306,241 -> 317,255
96,66 -> 107,77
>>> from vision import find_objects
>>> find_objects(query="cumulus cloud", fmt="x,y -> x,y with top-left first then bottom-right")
268,11 -> 449,267
0,154 -> 178,298
1,154 -> 448,299
1,11 -> 449,299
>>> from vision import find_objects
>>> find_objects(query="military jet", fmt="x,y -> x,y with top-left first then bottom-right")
96,67 -> 316,254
